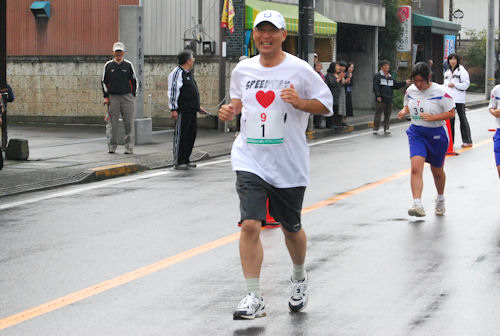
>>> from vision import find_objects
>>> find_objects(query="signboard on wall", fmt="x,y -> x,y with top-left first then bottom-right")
444,35 -> 456,59
397,6 -> 411,52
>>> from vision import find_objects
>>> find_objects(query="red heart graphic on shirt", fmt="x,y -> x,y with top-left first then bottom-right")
256,90 -> 275,108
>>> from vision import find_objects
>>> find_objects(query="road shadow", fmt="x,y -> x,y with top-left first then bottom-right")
232,326 -> 266,336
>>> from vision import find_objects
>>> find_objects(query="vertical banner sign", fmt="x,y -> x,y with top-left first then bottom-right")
443,35 -> 456,59
397,6 -> 411,52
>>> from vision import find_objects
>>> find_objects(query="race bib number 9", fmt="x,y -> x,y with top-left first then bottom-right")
246,110 -> 286,145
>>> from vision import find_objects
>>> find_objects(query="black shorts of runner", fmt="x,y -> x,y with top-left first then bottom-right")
235,171 -> 306,233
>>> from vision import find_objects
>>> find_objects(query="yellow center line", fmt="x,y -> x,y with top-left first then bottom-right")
0,138 -> 494,330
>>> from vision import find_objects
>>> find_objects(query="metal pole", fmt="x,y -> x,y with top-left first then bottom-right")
486,0 -> 496,98
449,0 -> 453,21
298,0 -> 315,135
218,0 -> 226,132
0,0 -> 8,149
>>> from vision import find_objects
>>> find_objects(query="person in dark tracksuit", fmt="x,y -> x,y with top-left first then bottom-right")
0,84 -> 14,170
168,50 -> 206,170
102,42 -> 137,154
373,60 -> 410,134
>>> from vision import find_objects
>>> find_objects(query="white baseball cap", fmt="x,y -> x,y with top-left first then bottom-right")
253,10 -> 286,30
113,42 -> 126,51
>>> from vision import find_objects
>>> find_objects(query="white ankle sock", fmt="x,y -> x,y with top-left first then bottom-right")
413,198 -> 423,207
292,264 -> 306,281
245,278 -> 261,297
436,194 -> 445,201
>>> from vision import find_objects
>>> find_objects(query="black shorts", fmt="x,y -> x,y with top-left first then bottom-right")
235,171 -> 306,233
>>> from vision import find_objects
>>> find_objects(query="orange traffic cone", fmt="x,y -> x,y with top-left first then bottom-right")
264,198 -> 280,229
446,119 -> 459,156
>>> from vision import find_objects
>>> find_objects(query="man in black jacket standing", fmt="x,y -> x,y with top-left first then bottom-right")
168,50 -> 206,170
101,42 -> 137,154
373,60 -> 410,134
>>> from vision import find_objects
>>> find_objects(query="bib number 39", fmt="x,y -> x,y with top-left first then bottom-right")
246,110 -> 286,145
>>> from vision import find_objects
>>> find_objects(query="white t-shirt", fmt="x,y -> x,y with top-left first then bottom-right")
404,83 -> 455,128
488,84 -> 500,128
230,53 -> 333,188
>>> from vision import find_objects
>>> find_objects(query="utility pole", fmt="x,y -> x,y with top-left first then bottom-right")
486,0 -> 495,98
0,0 -> 8,149
298,0 -> 315,135
449,0 -> 453,21
218,0 -> 226,132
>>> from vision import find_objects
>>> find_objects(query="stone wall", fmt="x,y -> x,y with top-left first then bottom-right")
6,55 -> 236,128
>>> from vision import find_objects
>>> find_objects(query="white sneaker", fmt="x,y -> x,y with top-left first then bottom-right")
408,205 -> 426,217
233,293 -> 266,320
289,274 -> 308,312
435,198 -> 445,215
124,148 -> 134,154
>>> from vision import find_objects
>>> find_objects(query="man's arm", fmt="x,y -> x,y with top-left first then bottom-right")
280,84 -> 329,115
373,74 -> 381,102
129,61 -> 138,96
219,98 -> 242,121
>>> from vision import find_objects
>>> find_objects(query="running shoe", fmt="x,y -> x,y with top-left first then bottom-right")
124,148 -> 134,154
233,293 -> 266,320
408,205 -> 426,217
289,274 -> 308,312
174,164 -> 189,170
186,162 -> 197,168
384,129 -> 391,135
461,143 -> 472,148
435,198 -> 446,216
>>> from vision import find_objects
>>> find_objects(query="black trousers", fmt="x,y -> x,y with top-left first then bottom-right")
346,91 -> 353,117
173,110 -> 197,166
450,103 -> 472,144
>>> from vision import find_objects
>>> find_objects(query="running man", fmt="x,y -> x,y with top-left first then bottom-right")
488,85 -> 500,178
398,62 -> 455,217
218,10 -> 333,319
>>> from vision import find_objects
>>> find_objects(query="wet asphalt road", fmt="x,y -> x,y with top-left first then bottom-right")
0,107 -> 499,335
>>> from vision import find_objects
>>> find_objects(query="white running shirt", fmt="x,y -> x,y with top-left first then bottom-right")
230,53 -> 333,188
404,83 -> 455,128
488,84 -> 500,128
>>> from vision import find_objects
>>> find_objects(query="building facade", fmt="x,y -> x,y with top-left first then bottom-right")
6,0 -> 387,125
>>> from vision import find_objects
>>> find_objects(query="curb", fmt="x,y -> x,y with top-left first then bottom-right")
85,162 -> 147,181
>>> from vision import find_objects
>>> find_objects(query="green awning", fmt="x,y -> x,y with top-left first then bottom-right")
245,0 -> 337,36
412,13 -> 461,35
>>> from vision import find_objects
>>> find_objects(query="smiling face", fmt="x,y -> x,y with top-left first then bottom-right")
253,22 -> 287,59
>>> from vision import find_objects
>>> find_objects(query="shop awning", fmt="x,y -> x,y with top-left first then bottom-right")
245,0 -> 337,36
412,13 -> 461,35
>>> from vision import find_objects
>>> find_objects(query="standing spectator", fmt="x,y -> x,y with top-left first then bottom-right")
345,62 -> 355,117
326,61 -> 349,127
398,62 -> 455,217
218,9 -> 333,319
102,42 -> 137,154
0,84 -> 14,170
313,62 -> 326,129
168,50 -> 206,170
443,53 -> 472,147
415,44 -> 425,63
372,60 -> 410,135
428,59 -> 436,82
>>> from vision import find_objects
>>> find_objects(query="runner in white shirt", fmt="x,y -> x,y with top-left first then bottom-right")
487,85 -> 500,178
398,62 -> 455,217
218,10 -> 333,320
